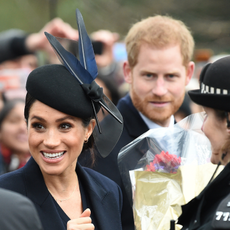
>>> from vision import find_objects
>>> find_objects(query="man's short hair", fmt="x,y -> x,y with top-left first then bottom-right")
125,15 -> 195,68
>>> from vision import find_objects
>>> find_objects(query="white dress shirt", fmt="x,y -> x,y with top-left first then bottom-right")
139,112 -> 175,129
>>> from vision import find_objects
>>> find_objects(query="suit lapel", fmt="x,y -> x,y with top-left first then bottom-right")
22,158 -> 48,205
76,163 -> 121,230
118,94 -> 149,138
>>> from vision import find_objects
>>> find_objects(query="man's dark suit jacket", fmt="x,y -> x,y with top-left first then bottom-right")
86,93 -> 149,230
0,157 -> 123,230
0,188 -> 43,230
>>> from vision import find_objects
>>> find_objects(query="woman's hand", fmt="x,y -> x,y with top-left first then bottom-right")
67,208 -> 95,230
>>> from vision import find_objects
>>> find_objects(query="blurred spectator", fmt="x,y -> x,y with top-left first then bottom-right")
208,53 -> 230,63
90,30 -> 125,88
0,18 -> 78,101
0,18 -> 78,67
193,49 -> 213,80
0,98 -> 29,174
91,29 -> 119,68
0,83 -> 7,112
184,49 -> 213,115
0,29 -> 38,70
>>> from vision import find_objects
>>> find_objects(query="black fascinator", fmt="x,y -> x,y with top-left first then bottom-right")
27,9 -> 123,158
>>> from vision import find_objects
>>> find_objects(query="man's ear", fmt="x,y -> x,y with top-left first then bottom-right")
185,61 -> 195,86
123,61 -> 132,84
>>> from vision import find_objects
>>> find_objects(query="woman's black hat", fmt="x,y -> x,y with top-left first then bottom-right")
188,56 -> 230,112
26,9 -> 123,158
26,64 -> 101,119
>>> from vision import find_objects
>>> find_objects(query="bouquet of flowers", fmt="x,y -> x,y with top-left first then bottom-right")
118,113 -> 223,230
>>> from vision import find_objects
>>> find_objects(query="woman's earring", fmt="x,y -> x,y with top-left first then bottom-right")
84,139 -> 88,143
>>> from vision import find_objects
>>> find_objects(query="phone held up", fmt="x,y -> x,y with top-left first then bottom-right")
92,41 -> 104,55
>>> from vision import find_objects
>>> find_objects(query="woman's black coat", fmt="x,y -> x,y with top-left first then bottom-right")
0,157 -> 123,230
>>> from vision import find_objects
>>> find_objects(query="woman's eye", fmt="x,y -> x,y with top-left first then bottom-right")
32,123 -> 44,130
60,123 -> 72,130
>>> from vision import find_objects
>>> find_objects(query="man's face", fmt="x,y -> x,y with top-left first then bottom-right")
124,44 -> 194,127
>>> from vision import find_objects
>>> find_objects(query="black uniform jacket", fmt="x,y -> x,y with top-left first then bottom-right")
81,93 -> 149,230
0,157 -> 123,230
178,162 -> 230,230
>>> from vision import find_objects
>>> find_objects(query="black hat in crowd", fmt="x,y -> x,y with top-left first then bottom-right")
26,9 -> 123,157
0,29 -> 34,64
188,56 -> 230,112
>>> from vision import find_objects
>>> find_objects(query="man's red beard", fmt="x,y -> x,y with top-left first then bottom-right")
131,89 -> 185,124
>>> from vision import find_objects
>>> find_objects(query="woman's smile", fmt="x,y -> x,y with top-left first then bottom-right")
41,151 -> 66,163
42,151 -> 66,159
27,100 -> 93,176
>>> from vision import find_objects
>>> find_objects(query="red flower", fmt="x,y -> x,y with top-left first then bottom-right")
145,151 -> 181,173
146,161 -> 155,171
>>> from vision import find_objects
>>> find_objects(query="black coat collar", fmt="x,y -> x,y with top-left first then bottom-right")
22,158 -> 108,206
118,94 -> 149,138
21,157 -> 118,230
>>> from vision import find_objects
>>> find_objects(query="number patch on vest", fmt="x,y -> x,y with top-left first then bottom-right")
215,211 -> 230,221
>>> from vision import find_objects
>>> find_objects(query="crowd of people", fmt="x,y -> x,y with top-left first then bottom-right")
0,7 -> 229,230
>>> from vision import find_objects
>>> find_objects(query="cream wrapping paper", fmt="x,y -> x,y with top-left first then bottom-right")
130,164 -> 223,230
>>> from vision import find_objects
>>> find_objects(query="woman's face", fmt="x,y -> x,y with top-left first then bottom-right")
27,100 -> 95,176
202,107 -> 228,164
0,102 -> 28,154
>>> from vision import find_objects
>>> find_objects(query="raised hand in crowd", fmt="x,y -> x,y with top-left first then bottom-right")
90,29 -> 119,68
25,17 -> 78,54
